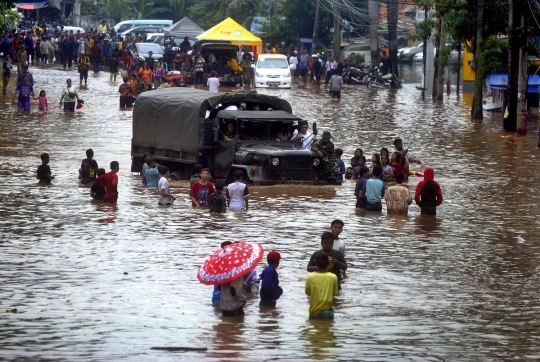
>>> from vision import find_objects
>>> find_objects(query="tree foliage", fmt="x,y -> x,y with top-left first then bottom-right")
1,2 -> 21,31
81,0 -> 187,22
478,35 -> 508,80
256,0 -> 333,50
185,0 -> 262,30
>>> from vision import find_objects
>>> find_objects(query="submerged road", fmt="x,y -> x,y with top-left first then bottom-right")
1,64 -> 540,361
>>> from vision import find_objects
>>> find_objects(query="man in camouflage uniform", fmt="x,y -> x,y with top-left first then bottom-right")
312,131 -> 337,178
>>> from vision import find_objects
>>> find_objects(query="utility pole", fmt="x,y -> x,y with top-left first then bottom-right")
368,0 -> 379,66
296,0 -> 300,49
312,0 -> 321,54
506,0 -> 520,131
424,6 -> 435,98
471,0 -> 485,120
333,0 -> 341,61
517,14 -> 528,135
456,45 -> 461,96
436,14 -> 446,100
387,0 -> 399,86
432,15 -> 441,98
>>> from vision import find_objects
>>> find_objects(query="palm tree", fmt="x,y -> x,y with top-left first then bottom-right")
135,0 -> 172,19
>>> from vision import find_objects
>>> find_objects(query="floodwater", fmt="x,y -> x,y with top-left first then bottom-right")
1,63 -> 540,362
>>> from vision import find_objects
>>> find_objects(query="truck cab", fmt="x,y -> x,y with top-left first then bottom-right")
213,110 -> 324,185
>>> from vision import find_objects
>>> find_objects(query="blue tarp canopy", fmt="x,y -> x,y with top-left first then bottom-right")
486,74 -> 540,94
250,17 -> 264,35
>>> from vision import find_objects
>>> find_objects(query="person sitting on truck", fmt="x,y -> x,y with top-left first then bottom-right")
252,104 -> 273,111
276,123 -> 294,142
258,123 -> 277,141
238,102 -> 247,111
241,123 -> 259,141
291,121 -> 315,149
223,122 -> 236,142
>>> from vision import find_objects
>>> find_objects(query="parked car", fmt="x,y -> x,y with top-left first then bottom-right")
253,54 -> 291,89
113,19 -> 172,34
412,46 -> 461,64
121,26 -> 165,39
45,25 -> 85,35
412,52 -> 426,63
147,33 -> 163,44
133,42 -> 164,63
63,26 -> 86,34
398,43 -> 423,62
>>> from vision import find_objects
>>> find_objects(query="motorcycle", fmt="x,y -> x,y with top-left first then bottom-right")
368,70 -> 400,88
343,66 -> 375,85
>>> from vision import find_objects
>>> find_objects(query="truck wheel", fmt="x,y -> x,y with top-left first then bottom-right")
170,170 -> 185,181
131,157 -> 143,173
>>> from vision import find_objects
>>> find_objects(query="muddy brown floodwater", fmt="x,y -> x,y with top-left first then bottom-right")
1,64 -> 540,361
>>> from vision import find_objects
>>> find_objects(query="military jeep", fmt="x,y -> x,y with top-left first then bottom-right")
131,88 -> 327,185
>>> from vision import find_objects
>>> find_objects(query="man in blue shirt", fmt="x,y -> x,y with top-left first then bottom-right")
363,165 -> 385,211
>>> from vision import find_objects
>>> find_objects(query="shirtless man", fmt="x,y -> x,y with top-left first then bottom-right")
394,138 -> 421,167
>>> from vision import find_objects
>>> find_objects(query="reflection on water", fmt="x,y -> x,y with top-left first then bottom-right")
1,64 -> 540,361
301,320 -> 337,360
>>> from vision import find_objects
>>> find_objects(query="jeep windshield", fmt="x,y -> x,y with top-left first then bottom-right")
217,111 -> 302,142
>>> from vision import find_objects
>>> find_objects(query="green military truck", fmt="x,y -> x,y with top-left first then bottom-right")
132,88 -> 329,185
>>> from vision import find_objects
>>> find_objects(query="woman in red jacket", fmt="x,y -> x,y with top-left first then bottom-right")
390,151 -> 403,175
415,167 -> 443,215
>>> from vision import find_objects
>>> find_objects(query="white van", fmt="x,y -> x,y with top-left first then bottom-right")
253,54 -> 291,89
113,20 -> 172,34
63,26 -> 86,34
120,26 -> 165,38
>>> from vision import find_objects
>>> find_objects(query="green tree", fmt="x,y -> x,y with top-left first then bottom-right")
185,0 -> 262,30
80,0 -> 105,16
0,3 -> 21,31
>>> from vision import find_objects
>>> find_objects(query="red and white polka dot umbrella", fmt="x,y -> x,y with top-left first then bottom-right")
197,242 -> 264,285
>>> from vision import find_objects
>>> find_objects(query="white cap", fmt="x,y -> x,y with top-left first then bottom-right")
239,102 -> 247,108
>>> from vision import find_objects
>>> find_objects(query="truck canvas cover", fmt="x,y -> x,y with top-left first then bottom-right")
133,88 -> 293,154
133,88 -> 211,154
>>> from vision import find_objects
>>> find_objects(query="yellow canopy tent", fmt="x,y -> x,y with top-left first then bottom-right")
196,17 -> 263,59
